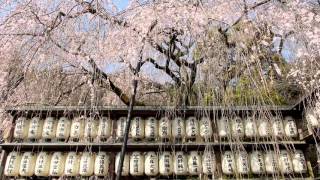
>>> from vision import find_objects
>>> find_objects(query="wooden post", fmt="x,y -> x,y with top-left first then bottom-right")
116,79 -> 138,180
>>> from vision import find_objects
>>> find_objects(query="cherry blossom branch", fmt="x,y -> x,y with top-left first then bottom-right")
48,36 -> 134,105
146,57 -> 182,86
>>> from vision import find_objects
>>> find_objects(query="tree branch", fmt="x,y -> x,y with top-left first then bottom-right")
146,57 -> 182,86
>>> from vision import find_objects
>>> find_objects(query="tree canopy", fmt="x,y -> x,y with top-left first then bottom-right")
0,0 -> 319,108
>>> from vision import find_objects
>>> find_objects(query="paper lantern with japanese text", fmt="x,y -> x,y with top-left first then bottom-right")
250,151 -> 265,174
94,152 -> 110,176
42,117 -> 57,139
84,119 -> 98,140
130,151 -> 144,176
145,151 -> 159,176
218,117 -> 230,138
264,151 -> 279,174
292,150 -> 307,174
244,117 -> 257,138
145,117 -> 158,140
278,150 -> 293,174
272,117 -> 285,138
231,116 -> 244,139
19,152 -> 36,176
28,117 -> 43,139
159,152 -> 173,175
159,117 -> 172,139
56,117 -> 71,140
64,152 -> 80,176
116,117 -> 127,139
284,116 -> 298,138
200,117 -> 213,140
4,152 -> 21,176
130,117 -> 145,139
79,152 -> 95,176
35,152 -> 52,176
49,152 -> 66,176
222,151 -> 235,175
13,117 -> 29,140
70,117 -> 85,139
306,110 -> 319,127
186,117 -> 199,139
188,151 -> 202,175
202,151 -> 216,175
97,117 -> 112,140
258,118 -> 271,138
236,151 -> 250,174
172,117 -> 185,139
173,151 -> 188,175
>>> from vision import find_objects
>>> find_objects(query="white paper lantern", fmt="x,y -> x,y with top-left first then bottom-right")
200,117 -> 213,140
272,117 -> 285,138
35,152 -> 52,176
42,117 -> 57,139
4,152 -> 21,176
145,117 -> 159,140
186,117 -> 199,139
292,150 -> 307,174
231,116 -> 244,139
188,151 -> 202,175
97,117 -> 112,140
250,151 -> 265,174
84,119 -> 98,139
56,117 -> 71,140
49,152 -> 66,176
115,152 -> 130,176
130,151 -> 144,176
13,117 -> 29,140
278,150 -> 293,174
19,152 -> 36,176
173,151 -> 188,175
145,152 -> 159,176
159,152 -> 173,175
130,117 -> 145,139
202,151 -> 216,175
70,117 -> 85,139
218,117 -> 230,138
306,110 -> 319,127
79,152 -> 95,176
28,117 -> 43,139
264,151 -> 278,174
172,117 -> 185,139
284,116 -> 298,138
236,151 -> 250,175
64,152 -> 80,176
94,152 -> 109,176
116,117 -> 127,139
244,117 -> 257,138
159,117 -> 172,139
258,118 -> 271,138
222,151 -> 235,175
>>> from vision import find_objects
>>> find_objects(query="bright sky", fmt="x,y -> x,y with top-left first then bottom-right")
114,0 -> 129,11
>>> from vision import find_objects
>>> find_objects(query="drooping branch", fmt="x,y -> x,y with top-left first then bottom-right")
48,36 -> 134,105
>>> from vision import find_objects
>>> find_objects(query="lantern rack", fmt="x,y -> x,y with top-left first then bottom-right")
1,91 -> 319,179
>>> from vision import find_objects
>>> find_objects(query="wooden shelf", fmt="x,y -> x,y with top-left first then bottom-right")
0,141 -> 307,151
5,105 -> 301,118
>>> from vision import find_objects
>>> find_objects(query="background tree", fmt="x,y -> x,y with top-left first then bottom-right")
0,0 -> 319,109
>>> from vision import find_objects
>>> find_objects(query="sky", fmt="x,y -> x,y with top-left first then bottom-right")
114,0 -> 129,11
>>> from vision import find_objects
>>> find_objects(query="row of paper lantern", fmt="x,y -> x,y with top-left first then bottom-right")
4,151 -> 109,177
218,116 -> 298,139
13,116 -> 298,141
4,150 -> 306,177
